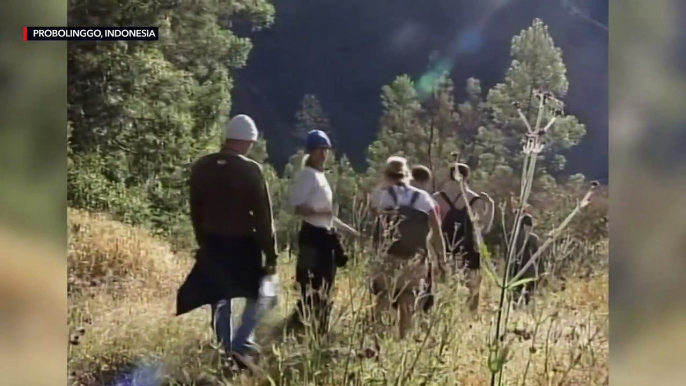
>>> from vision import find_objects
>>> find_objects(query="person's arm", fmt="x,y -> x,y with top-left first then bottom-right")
189,163 -> 205,247
418,192 -> 446,265
428,207 -> 447,266
251,163 -> 279,271
288,170 -> 320,216
431,192 -> 446,221
479,192 -> 495,234
471,196 -> 493,235
333,217 -> 360,237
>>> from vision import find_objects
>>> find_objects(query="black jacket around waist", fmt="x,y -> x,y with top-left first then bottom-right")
296,222 -> 347,276
176,234 -> 265,316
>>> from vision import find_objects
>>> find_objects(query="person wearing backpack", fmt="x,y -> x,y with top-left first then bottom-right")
433,163 -> 494,313
410,165 -> 433,193
369,156 -> 447,339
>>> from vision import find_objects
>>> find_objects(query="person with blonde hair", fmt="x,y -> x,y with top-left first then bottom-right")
369,156 -> 446,338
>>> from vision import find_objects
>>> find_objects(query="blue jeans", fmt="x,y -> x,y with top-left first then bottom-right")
211,296 -> 271,355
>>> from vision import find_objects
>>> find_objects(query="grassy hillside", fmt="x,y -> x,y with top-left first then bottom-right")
67,208 -> 608,386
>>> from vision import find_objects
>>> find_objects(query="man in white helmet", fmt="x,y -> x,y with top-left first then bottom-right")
176,114 -> 278,369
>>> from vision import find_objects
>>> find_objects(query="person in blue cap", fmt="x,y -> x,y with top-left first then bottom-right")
287,130 -> 356,334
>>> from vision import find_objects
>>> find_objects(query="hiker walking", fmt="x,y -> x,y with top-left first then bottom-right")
369,156 -> 447,339
409,164 -> 448,288
410,165 -> 434,193
508,214 -> 542,307
433,163 -> 494,313
176,114 -> 279,368
370,165 -> 437,252
287,130 -> 353,334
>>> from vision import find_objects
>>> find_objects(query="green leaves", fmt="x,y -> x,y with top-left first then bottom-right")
67,0 -> 273,245
486,18 -> 586,175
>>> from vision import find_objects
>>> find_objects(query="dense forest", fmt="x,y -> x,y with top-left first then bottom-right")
231,0 -> 608,176
67,0 -> 607,250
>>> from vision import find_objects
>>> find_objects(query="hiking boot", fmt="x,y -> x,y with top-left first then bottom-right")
229,352 -> 262,375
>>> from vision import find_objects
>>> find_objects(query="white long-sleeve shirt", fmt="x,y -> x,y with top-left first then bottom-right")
288,166 -> 334,229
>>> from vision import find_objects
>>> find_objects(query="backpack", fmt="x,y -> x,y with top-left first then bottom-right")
374,186 -> 430,258
439,191 -> 480,254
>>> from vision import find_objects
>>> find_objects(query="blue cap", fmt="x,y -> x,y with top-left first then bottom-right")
305,130 -> 332,151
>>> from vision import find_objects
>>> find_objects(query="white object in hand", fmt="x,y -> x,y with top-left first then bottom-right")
260,274 -> 279,298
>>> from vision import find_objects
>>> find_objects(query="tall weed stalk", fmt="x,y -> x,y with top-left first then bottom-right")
455,92 -> 598,386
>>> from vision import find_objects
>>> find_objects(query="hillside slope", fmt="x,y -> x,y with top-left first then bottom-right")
67,209 -> 608,386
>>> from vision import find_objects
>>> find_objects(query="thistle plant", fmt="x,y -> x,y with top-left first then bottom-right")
455,90 -> 598,386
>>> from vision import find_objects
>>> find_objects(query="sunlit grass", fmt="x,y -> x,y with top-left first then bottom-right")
67,208 -> 607,386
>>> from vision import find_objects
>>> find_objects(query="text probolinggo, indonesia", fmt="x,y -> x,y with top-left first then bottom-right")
23,27 -> 159,41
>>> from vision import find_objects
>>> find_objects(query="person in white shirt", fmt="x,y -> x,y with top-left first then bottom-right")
286,130 -> 355,334
432,162 -> 494,313
369,156 -> 446,339
409,164 -> 448,284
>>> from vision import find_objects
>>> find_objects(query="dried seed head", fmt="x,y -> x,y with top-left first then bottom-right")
512,101 -> 521,109
529,346 -> 537,354
591,180 -> 600,188
537,129 -> 546,136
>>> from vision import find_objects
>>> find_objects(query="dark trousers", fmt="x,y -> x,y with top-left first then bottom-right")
290,222 -> 342,334
293,264 -> 336,334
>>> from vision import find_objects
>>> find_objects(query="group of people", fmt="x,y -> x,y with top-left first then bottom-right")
175,114 -> 542,369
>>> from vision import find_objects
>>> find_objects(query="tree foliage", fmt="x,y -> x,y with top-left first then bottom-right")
486,19 -> 586,174
293,94 -> 334,143
67,15 -> 599,251
67,0 -> 275,243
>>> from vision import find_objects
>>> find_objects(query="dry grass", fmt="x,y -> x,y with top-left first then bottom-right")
0,226 -> 67,386
67,209 -> 608,386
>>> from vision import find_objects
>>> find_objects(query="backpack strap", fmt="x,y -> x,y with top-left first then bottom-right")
439,191 -> 462,210
386,186 -> 399,207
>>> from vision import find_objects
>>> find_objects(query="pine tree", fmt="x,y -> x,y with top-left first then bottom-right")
367,73 -> 461,188
452,78 -> 513,182
67,0 -> 275,241
486,18 -> 586,175
293,94 -> 334,144
420,73 -> 461,186
366,75 -> 423,175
